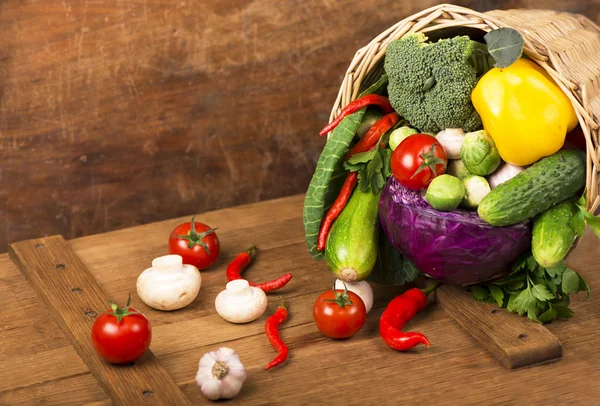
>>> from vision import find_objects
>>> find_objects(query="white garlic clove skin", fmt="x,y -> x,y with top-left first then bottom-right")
136,254 -> 201,311
196,347 -> 247,400
215,279 -> 268,323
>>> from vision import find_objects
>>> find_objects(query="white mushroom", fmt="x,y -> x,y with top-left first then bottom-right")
136,254 -> 201,311
215,279 -> 267,323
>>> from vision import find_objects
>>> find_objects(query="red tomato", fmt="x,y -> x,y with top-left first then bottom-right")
391,133 -> 447,190
313,288 -> 366,339
168,216 -> 220,270
91,297 -> 152,364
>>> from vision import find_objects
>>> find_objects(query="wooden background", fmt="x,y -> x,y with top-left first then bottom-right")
1,0 -> 599,252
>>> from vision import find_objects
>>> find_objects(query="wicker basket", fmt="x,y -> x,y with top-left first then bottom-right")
328,3 -> 600,213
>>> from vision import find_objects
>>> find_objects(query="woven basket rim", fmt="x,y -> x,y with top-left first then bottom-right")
327,3 -> 600,213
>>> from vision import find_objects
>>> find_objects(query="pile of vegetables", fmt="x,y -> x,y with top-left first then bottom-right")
303,26 -> 600,332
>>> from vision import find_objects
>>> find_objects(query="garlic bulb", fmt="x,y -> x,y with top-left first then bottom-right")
215,279 -> 268,323
436,128 -> 465,159
196,347 -> 247,401
488,162 -> 525,189
136,254 -> 201,311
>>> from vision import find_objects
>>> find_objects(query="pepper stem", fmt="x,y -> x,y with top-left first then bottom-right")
421,282 -> 443,297
246,246 -> 258,258
278,296 -> 286,309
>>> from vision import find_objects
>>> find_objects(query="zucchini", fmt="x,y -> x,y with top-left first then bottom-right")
478,150 -> 585,226
325,188 -> 380,282
532,201 -> 578,268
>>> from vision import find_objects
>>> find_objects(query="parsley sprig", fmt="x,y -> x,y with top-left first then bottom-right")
472,253 -> 589,324
343,141 -> 391,195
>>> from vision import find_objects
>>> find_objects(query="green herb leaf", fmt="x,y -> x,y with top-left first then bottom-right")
507,289 -> 533,316
555,304 -> 574,319
570,210 -> 586,238
531,284 -> 554,301
471,285 -> 489,302
489,285 -> 504,307
582,210 -> 600,238
345,149 -> 378,166
380,148 -> 392,179
579,273 -> 591,299
358,74 -> 389,98
484,27 -> 525,68
562,268 -> 581,295
538,304 -> 558,324
527,302 -> 542,323
303,109 -> 367,260
546,263 -> 566,278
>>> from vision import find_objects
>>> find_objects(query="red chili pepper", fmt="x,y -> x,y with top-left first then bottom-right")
379,284 -> 440,351
264,299 -> 289,370
316,172 -> 358,251
345,112 -> 400,159
226,247 -> 293,292
319,95 -> 394,137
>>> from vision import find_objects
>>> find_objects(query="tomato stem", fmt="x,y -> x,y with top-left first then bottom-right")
324,280 -> 353,308
109,294 -> 139,323
171,216 -> 217,255
410,142 -> 446,179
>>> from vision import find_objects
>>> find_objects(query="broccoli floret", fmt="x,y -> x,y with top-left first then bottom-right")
384,33 -> 492,134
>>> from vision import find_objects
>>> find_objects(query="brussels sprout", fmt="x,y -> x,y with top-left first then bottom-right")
460,130 -> 501,175
425,174 -> 465,211
462,176 -> 491,209
389,126 -> 418,151
446,159 -> 473,180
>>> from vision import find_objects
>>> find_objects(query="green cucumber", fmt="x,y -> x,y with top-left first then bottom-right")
325,188 -> 380,282
478,150 -> 585,226
532,201 -> 578,268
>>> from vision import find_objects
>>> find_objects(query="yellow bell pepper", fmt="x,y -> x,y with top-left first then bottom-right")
471,58 -> 578,166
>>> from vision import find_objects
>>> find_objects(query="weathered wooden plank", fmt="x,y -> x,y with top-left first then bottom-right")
9,236 -> 191,406
0,374 -> 109,406
437,285 -> 562,369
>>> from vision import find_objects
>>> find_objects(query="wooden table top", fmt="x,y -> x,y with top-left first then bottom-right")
1,194 -> 599,405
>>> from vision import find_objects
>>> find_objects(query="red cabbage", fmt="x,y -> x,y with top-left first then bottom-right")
379,176 -> 531,285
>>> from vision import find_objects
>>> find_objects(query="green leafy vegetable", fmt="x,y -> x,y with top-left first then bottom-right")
573,192 -> 600,238
472,252 -> 590,324
484,27 -> 524,68
303,75 -> 389,260
344,143 -> 392,194
303,111 -> 365,260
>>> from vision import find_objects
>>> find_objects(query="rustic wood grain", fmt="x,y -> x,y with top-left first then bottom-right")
1,0 -> 598,253
2,195 -> 600,405
437,285 -> 562,368
9,236 -> 191,406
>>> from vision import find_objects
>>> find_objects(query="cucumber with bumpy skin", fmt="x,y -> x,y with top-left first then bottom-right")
478,150 -> 585,226
532,201 -> 578,268
325,188 -> 380,282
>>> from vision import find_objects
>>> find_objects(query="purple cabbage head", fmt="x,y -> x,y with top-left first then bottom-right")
379,177 -> 531,285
